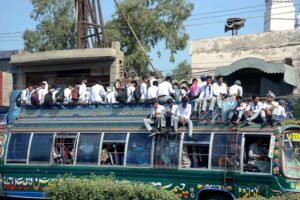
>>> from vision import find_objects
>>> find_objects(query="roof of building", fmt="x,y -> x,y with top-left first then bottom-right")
0,50 -> 19,60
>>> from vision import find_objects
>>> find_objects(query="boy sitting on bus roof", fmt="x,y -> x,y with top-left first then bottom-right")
245,94 -> 263,124
227,96 -> 247,125
261,91 -> 279,126
173,96 -> 193,137
143,99 -> 167,137
165,98 -> 178,133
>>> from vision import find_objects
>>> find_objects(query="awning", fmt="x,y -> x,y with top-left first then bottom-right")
214,57 -> 299,87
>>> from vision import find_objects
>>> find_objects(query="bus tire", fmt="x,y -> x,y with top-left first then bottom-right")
198,191 -> 233,200
205,194 -> 230,200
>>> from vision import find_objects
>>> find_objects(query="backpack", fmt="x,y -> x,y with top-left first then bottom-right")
44,91 -> 54,106
116,86 -> 128,103
30,88 -> 40,106
133,85 -> 142,102
71,86 -> 80,101
55,88 -> 65,103
15,92 -> 22,107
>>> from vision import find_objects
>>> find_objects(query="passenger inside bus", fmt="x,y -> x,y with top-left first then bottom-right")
53,138 -> 75,164
246,137 -> 270,173
100,143 -> 124,165
182,145 -> 209,168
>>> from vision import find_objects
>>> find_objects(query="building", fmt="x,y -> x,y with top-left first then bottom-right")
10,41 -> 124,89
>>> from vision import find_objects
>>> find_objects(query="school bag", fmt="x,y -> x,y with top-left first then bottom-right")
71,86 -> 80,101
133,85 -> 142,102
116,86 -> 128,103
30,88 -> 40,106
44,91 -> 54,106
55,88 -> 65,103
15,91 -> 22,107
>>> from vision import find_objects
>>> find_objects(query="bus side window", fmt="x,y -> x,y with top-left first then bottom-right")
243,135 -> 271,173
181,134 -> 210,169
126,133 -> 152,167
153,134 -> 180,168
6,133 -> 31,164
53,133 -> 77,165
76,133 -> 101,165
100,133 -> 126,166
211,134 -> 242,170
29,133 -> 53,164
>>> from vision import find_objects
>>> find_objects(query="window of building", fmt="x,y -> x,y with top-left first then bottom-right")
153,134 -> 180,168
181,133 -> 210,169
211,134 -> 242,170
243,135 -> 271,173
126,133 -> 152,167
100,133 -> 127,166
7,133 -> 31,164
29,133 -> 53,164
76,133 -> 101,165
53,133 -> 78,165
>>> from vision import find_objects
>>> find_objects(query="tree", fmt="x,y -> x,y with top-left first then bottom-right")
107,0 -> 194,75
23,0 -> 76,52
171,60 -> 191,81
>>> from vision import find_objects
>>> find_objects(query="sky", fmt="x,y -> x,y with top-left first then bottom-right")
0,0 -> 299,74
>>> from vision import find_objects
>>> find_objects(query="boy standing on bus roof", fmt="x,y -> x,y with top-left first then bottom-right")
143,99 -> 166,137
174,96 -> 193,137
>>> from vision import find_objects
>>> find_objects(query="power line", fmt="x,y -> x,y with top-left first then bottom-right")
0,31 -> 23,35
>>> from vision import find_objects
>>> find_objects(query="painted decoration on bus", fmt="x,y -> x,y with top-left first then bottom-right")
0,130 -> 8,159
287,132 -> 300,141
3,176 -> 55,192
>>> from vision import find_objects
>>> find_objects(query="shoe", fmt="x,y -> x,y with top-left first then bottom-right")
148,130 -> 157,137
262,122 -> 268,126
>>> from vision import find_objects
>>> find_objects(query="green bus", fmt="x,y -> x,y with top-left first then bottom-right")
1,95 -> 300,199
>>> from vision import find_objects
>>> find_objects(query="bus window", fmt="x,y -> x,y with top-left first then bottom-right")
126,133 -> 152,167
211,134 -> 242,170
181,134 -> 210,169
100,133 -> 127,166
6,133 -> 31,164
29,133 -> 53,164
76,133 -> 101,165
243,135 -> 270,173
53,133 -> 78,165
153,134 -> 180,168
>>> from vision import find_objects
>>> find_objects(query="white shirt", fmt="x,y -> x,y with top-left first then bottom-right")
78,83 -> 87,101
274,105 -> 287,117
158,81 -> 175,96
199,84 -> 213,100
43,81 -> 48,92
262,101 -> 279,110
229,84 -> 243,97
166,104 -> 178,116
106,90 -> 117,103
236,102 -> 247,111
126,84 -> 136,103
150,105 -> 166,118
149,76 -> 157,87
196,81 -> 207,96
248,143 -> 268,163
176,103 -> 192,120
246,102 -> 263,113
212,82 -> 227,96
21,89 -> 30,104
50,89 -> 57,102
64,88 -> 72,101
37,88 -> 47,104
90,84 -> 107,103
140,82 -> 147,100
147,85 -> 158,99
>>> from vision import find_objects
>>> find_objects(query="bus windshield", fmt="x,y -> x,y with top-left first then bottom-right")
283,132 -> 300,179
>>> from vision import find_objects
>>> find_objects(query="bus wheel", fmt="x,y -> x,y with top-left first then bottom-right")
204,194 -> 230,200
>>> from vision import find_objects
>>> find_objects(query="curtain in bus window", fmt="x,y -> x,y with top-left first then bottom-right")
154,135 -> 180,167
77,133 -> 101,164
29,133 -> 53,164
126,133 -> 152,166
7,134 -> 31,163
211,134 -> 242,170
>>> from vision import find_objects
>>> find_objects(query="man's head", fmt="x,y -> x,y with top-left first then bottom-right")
206,75 -> 212,85
182,96 -> 189,107
142,75 -> 149,83
252,94 -> 260,104
40,82 -> 46,89
256,138 -> 264,145
153,80 -> 159,87
192,78 -> 198,84
26,83 -> 33,91
235,80 -> 241,86
200,74 -> 206,82
68,84 -> 73,89
165,76 -> 172,83
82,78 -> 87,84
131,80 -> 137,87
166,98 -> 173,107
236,96 -> 243,104
216,75 -> 223,85
152,99 -> 159,108
279,100 -> 288,108
266,91 -> 276,103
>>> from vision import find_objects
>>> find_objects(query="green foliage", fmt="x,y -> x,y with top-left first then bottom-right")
107,0 -> 194,75
247,193 -> 300,200
171,60 -> 191,81
46,175 -> 180,200
23,0 -> 76,52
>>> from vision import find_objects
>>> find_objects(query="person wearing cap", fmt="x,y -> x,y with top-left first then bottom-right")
174,96 -> 193,137
229,80 -> 243,98
209,75 -> 228,114
261,91 -> 279,125
143,99 -> 166,137
273,100 -> 288,125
